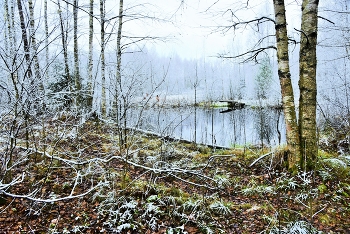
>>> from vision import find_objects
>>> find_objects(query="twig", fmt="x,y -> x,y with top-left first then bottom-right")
294,28 -> 309,44
312,204 -> 328,219
249,152 -> 274,167
12,146 -> 230,191
200,154 -> 236,171
1,183 -> 105,203
170,173 -> 216,190
318,16 -> 335,25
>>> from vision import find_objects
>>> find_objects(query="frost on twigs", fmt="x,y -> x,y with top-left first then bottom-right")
269,221 -> 319,234
1,116 -> 349,233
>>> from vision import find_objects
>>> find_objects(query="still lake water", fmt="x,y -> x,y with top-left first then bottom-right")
128,106 -> 286,148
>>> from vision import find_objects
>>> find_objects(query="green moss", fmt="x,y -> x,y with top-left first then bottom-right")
193,153 -> 210,162
321,157 -> 349,180
128,180 -> 149,196
318,214 -> 332,225
198,145 -> 210,154
167,186 -> 182,197
318,149 -> 337,159
215,149 -> 234,155
260,202 -> 274,211
210,102 -> 229,107
145,139 -> 162,150
239,203 -> 252,210
318,184 -> 328,194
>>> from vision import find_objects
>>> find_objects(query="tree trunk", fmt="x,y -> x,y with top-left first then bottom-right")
116,0 -> 125,147
273,0 -> 300,170
10,0 -> 16,50
17,0 -> 31,151
298,0 -> 319,170
100,0 -> 106,116
57,0 -> 71,92
116,0 -> 123,92
3,0 -> 14,184
44,0 -> 49,79
73,0 -> 81,108
28,0 -> 44,97
4,0 -> 10,54
87,0 -> 94,110
17,0 -> 32,80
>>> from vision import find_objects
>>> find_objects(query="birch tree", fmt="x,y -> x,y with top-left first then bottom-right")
273,0 -> 319,170
3,0 -> 10,54
100,0 -> 106,116
116,0 -> 123,98
218,0 -> 320,171
2,0 -> 17,184
87,0 -> 94,110
57,0 -> 72,94
116,0 -> 125,146
17,0 -> 32,81
73,0 -> 81,108
297,0 -> 319,170
28,0 -> 41,82
273,0 -> 300,169
44,0 -> 49,73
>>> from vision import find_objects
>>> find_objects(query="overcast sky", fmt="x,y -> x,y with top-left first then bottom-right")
42,0 -> 301,60
125,0 -> 301,60
115,0 -> 279,59
148,0 -> 233,59
121,0 -> 237,59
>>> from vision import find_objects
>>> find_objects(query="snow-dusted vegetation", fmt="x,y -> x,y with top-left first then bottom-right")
1,0 -> 350,233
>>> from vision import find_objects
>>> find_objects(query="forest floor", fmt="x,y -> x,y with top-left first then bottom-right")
0,116 -> 350,233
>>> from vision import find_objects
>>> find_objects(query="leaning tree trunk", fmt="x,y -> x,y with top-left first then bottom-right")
298,0 -> 319,171
17,0 -> 31,151
273,0 -> 300,171
17,0 -> 32,80
57,0 -> 71,92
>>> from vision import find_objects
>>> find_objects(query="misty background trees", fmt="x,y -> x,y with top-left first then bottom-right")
0,0 -> 349,113
0,0 -> 274,119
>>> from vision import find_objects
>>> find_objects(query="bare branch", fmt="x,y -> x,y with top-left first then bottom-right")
249,152 -> 274,167
294,27 -> 310,45
218,46 -> 277,63
203,0 -> 220,13
11,146 -> 227,191
1,183 -> 105,203
215,16 -> 275,34
318,15 -> 335,25
323,9 -> 350,14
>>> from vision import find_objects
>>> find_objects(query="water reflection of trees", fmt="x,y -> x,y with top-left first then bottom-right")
254,108 -> 273,147
229,109 -> 247,148
129,106 -> 285,147
253,108 -> 283,147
